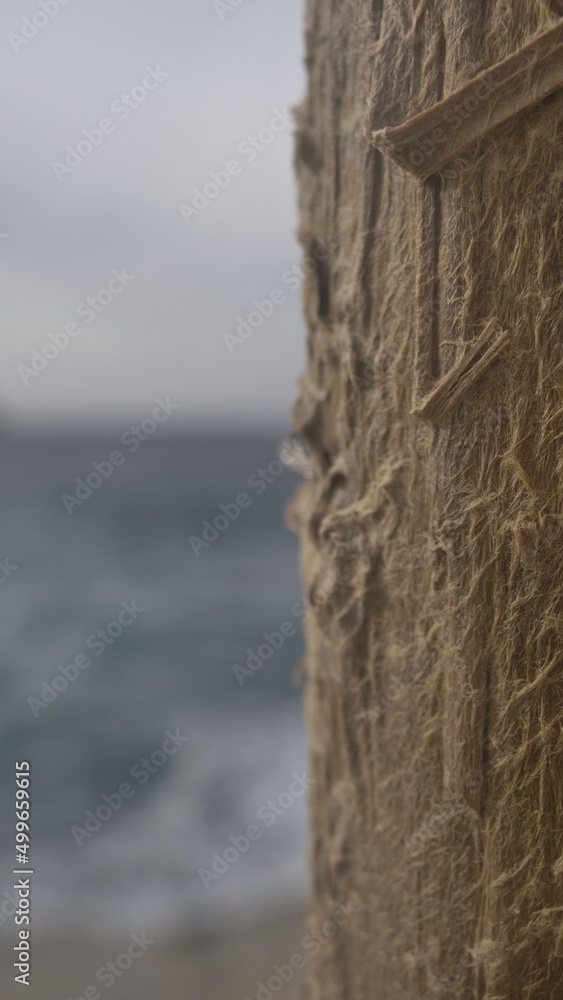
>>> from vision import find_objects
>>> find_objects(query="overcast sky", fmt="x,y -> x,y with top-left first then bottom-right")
0,0 -> 306,431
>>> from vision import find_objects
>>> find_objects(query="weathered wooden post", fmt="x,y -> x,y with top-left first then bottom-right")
290,4 -> 563,996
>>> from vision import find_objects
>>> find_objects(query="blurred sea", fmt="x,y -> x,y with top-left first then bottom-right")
0,432 -> 307,938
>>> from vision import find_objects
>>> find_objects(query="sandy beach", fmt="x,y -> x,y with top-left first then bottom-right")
0,909 -> 305,1000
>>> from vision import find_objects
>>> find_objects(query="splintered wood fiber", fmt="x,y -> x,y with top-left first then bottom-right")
288,2 -> 563,998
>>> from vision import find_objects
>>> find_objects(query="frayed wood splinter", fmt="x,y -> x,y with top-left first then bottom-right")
412,319 -> 509,424
371,21 -> 563,179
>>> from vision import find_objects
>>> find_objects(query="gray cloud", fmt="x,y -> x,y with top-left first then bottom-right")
0,0 -> 306,430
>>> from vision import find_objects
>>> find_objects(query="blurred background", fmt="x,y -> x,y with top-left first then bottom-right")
0,2 -> 308,997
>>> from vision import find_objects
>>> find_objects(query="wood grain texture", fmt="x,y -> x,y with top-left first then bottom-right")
371,21 -> 563,178
290,1 -> 563,997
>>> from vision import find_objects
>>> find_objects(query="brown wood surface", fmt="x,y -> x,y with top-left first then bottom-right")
290,3 -> 563,997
